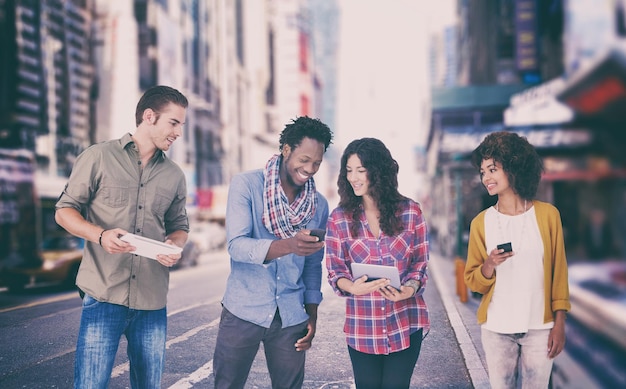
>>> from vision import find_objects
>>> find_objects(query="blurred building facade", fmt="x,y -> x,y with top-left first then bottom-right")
427,0 -> 626,264
428,1 -> 626,387
0,0 -> 94,177
0,0 -> 337,222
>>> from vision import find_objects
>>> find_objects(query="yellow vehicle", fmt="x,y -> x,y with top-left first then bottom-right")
0,148 -> 79,292
5,234 -> 84,291
0,149 -> 197,292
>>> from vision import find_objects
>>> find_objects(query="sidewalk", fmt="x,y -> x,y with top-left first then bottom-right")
428,253 -> 490,389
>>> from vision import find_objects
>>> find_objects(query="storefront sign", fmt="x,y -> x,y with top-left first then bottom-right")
505,77 -> 574,126
515,0 -> 539,71
440,127 -> 592,154
510,77 -> 566,106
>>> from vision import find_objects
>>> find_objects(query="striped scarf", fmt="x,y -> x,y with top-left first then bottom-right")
262,154 -> 317,239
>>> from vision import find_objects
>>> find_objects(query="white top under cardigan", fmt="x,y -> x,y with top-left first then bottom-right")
482,206 -> 554,334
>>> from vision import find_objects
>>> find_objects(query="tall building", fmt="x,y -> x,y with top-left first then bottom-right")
0,0 -> 327,223
91,0 -> 140,143
92,0 -> 230,216
0,0 -> 94,178
307,0 -> 339,202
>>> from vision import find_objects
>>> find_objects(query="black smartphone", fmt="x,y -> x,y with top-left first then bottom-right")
309,228 -> 326,241
497,242 -> 512,253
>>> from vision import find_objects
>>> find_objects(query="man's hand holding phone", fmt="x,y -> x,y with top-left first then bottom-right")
309,228 -> 326,241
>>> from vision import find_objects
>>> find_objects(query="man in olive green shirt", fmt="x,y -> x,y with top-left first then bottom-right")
55,85 -> 189,388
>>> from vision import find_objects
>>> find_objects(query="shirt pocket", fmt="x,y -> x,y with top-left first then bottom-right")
99,179 -> 130,208
346,239 -> 373,263
151,192 -> 175,216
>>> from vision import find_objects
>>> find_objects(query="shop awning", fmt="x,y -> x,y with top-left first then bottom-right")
556,46 -> 626,123
504,77 -> 574,126
432,85 -> 528,111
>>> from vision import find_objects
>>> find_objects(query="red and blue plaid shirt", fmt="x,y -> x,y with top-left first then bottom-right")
326,199 -> 430,355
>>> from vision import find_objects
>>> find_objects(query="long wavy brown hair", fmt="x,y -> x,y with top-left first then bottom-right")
337,138 -> 408,238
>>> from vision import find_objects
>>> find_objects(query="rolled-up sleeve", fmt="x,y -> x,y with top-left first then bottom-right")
55,147 -> 100,212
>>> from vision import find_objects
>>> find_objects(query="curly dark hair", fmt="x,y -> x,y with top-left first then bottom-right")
135,85 -> 188,126
471,131 -> 544,200
337,138 -> 408,237
278,116 -> 333,152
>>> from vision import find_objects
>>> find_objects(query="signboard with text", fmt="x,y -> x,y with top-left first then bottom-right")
515,0 -> 539,71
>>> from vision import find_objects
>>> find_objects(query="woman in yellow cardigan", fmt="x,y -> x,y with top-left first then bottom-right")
464,131 -> 570,389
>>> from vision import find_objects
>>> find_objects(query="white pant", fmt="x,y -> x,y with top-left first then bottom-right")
481,327 -> 554,389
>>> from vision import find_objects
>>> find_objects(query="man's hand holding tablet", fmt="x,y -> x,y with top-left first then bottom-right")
120,233 -> 183,260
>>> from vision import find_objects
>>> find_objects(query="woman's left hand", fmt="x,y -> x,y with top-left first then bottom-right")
548,311 -> 567,358
378,285 -> 415,301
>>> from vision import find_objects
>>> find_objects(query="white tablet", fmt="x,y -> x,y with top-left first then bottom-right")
350,262 -> 402,290
120,233 -> 182,260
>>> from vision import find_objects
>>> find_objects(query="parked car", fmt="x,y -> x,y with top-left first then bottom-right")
172,240 -> 201,270
1,235 -> 84,292
1,234 -> 199,292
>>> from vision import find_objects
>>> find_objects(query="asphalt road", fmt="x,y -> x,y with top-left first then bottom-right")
0,249 -> 475,388
0,247 -> 626,389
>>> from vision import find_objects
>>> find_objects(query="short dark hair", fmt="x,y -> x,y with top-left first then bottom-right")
338,138 -> 407,237
471,131 -> 544,199
278,116 -> 333,152
135,85 -> 189,126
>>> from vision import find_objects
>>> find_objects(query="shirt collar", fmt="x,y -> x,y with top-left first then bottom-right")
121,132 -> 165,161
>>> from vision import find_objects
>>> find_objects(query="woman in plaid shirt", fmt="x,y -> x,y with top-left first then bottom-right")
326,138 -> 430,389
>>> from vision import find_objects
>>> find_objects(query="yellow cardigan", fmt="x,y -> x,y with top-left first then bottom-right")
464,200 -> 571,324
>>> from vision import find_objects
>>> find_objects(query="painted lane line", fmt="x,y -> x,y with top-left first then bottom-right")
111,318 -> 220,379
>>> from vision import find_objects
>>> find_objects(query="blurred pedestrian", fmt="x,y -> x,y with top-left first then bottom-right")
55,85 -> 190,388
212,116 -> 333,389
582,208 -> 614,260
325,138 -> 430,389
464,131 -> 571,389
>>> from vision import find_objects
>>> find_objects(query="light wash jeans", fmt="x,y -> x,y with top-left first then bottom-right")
481,327 -> 553,389
74,294 -> 167,389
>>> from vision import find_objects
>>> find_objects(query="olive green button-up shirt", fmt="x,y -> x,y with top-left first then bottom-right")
56,133 -> 189,310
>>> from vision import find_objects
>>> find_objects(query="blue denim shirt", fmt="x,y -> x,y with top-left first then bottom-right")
221,169 -> 328,328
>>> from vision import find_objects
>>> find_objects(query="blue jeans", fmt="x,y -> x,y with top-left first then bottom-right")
347,329 -> 424,389
213,307 -> 309,389
74,294 -> 167,389
481,327 -> 553,389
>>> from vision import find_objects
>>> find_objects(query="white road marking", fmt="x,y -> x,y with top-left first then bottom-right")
0,293 -> 77,313
167,361 -> 214,389
111,318 -> 220,378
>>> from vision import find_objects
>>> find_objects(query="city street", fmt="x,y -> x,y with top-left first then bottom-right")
2,1 -> 626,387
0,249 -> 476,388
2,245 -> 623,388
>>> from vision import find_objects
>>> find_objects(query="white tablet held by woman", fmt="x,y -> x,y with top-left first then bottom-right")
350,262 -> 402,290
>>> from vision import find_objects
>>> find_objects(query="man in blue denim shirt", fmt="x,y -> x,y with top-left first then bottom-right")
213,116 -> 333,389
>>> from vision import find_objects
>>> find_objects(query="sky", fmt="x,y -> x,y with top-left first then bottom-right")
335,0 -> 454,198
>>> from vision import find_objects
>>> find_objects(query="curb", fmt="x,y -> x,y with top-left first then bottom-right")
429,255 -> 491,389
